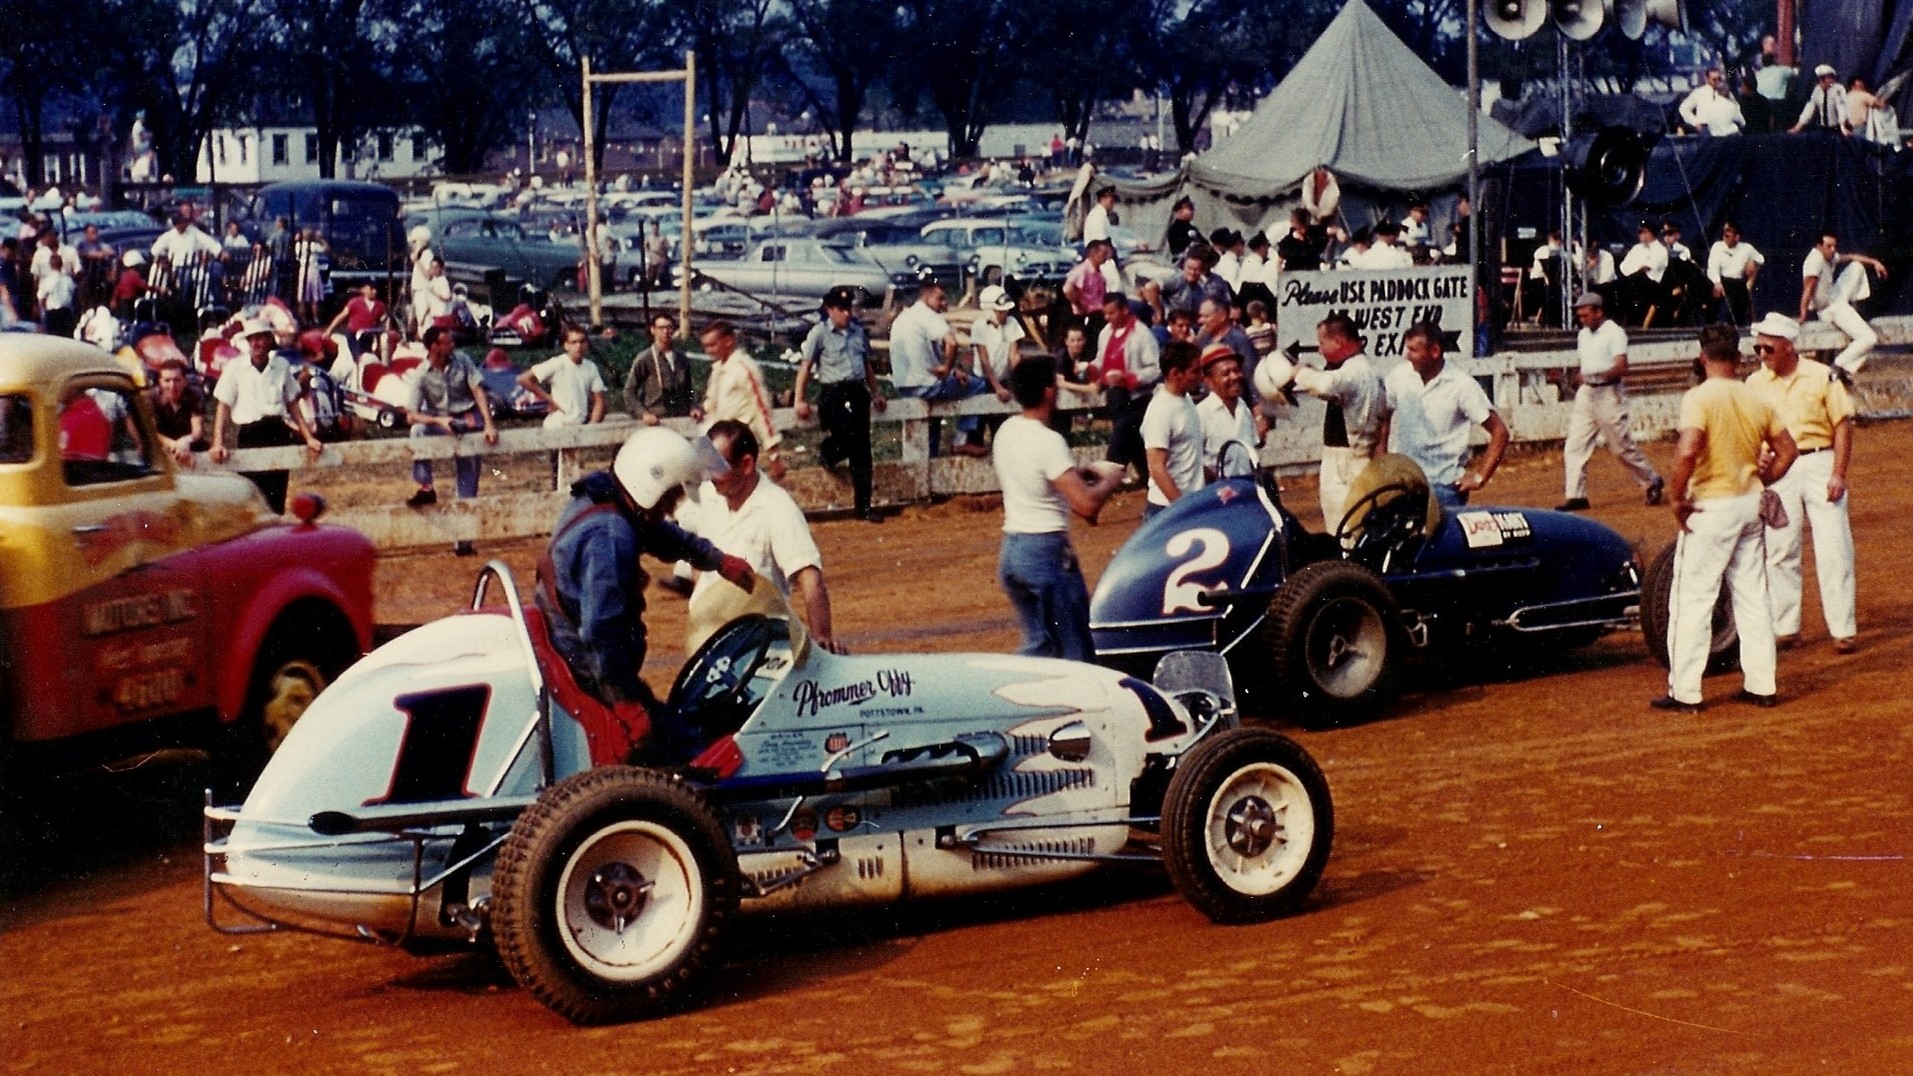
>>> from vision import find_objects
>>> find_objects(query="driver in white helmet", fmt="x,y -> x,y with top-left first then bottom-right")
536,428 -> 757,760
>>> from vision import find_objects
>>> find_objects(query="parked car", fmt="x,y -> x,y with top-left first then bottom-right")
810,214 -> 960,288
1089,457 -> 1646,726
50,209 -> 166,256
0,336 -> 376,818
686,238 -> 895,306
920,217 -> 1074,285
250,180 -> 404,295
405,208 -> 582,295
207,563 -> 1334,1023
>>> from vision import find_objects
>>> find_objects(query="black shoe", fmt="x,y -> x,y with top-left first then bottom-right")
1733,689 -> 1780,708
1648,694 -> 1705,713
855,508 -> 884,524
453,540 -> 476,557
1555,497 -> 1591,512
1832,366 -> 1855,388
1645,478 -> 1665,507
406,487 -> 437,508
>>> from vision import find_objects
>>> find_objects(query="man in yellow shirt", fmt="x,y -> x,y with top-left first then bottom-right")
1656,323 -> 1798,712
1745,312 -> 1858,653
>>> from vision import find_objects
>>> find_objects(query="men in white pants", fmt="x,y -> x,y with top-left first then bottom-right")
1744,313 -> 1858,653
1655,324 -> 1798,713
1254,312 -> 1388,532
1558,292 -> 1664,511
1799,231 -> 1888,381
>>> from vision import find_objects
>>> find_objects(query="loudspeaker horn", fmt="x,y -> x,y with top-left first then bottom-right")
1564,126 -> 1647,207
1643,0 -> 1686,33
1486,0 -> 1547,40
1552,0 -> 1605,40
1614,0 -> 1648,39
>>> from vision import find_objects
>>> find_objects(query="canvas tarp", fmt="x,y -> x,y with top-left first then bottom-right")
1107,0 -> 1533,248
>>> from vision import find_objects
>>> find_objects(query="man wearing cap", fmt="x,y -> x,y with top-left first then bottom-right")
971,284 -> 1026,402
209,318 -> 324,514
1140,340 -> 1206,519
1559,292 -> 1664,511
110,250 -> 149,317
1680,68 -> 1746,136
1381,321 -> 1509,509
794,288 -> 885,521
1654,323 -> 1797,713
1798,230 -> 1888,380
1745,312 -> 1859,654
1790,65 -> 1850,133
1256,311 -> 1389,532
1195,344 -> 1264,481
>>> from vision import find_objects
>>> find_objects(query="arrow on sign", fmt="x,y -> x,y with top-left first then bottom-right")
1284,340 -> 1320,363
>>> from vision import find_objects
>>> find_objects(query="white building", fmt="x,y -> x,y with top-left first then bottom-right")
196,125 -> 439,184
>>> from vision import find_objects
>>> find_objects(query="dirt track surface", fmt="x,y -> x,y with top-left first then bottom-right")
6,427 -> 1913,1074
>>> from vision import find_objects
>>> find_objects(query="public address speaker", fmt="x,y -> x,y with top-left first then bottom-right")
1486,0 -> 1547,41
1552,0 -> 1605,40
1564,126 -> 1647,206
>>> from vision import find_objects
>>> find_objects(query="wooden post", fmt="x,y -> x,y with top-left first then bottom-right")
680,50 -> 697,340
583,55 -> 603,329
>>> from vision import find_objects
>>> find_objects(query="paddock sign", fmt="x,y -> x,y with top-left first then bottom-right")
1275,266 -> 1474,368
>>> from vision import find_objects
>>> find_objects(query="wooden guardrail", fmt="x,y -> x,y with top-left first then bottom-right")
202,316 -> 1913,549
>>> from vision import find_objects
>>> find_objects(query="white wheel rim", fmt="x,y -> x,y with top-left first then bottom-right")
556,820 -> 704,982
1204,761 -> 1316,896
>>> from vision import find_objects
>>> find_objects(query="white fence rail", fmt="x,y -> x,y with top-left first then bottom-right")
203,316 -> 1913,549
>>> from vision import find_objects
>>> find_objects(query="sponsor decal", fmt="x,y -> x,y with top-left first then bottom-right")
94,636 -> 194,675
733,816 -> 762,844
825,806 -> 862,833
1214,485 -> 1239,505
81,588 -> 199,637
792,668 -> 913,719
824,731 -> 851,754
1458,510 -> 1532,548
790,808 -> 819,842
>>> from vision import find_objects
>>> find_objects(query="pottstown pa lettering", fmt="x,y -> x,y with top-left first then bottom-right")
793,669 -> 914,718
81,588 -> 199,637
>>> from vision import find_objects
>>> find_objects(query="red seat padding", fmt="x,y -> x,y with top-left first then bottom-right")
518,605 -> 650,766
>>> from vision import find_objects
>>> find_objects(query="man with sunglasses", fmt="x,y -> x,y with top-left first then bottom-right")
1679,69 -> 1746,136
1745,313 -> 1858,654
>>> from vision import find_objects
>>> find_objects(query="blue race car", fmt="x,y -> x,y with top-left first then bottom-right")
1090,456 -> 1651,725
205,565 -> 1334,1024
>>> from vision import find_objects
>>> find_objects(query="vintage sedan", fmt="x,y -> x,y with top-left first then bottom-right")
0,338 -> 375,815
407,208 -> 582,294
686,238 -> 896,306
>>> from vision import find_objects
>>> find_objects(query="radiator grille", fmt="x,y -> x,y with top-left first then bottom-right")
971,836 -> 1095,871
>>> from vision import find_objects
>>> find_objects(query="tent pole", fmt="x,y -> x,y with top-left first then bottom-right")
1466,0 -> 1482,353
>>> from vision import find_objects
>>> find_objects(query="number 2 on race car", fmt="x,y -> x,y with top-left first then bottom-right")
1161,528 -> 1230,615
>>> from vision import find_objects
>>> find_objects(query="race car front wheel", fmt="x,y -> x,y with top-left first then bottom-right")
1640,539 -> 1740,675
1262,561 -> 1403,727
492,766 -> 739,1025
1161,728 -> 1333,924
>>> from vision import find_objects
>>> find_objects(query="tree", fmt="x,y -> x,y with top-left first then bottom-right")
264,0 -> 399,179
0,0 -> 93,187
402,0 -> 543,173
518,0 -> 671,172
1138,0 -> 1280,155
677,0 -> 782,168
1021,0 -> 1149,147
96,0 -> 267,183
776,0 -> 901,163
893,0 -> 1026,158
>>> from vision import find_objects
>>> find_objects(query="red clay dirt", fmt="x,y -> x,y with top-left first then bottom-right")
4,428 -> 1911,1075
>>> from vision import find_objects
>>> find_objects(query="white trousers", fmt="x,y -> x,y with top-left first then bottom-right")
1563,383 -> 1660,500
1820,301 -> 1877,374
1765,449 -> 1857,639
1666,490 -> 1778,704
1319,446 -> 1371,534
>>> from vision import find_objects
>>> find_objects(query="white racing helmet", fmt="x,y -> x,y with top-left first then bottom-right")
612,427 -> 729,510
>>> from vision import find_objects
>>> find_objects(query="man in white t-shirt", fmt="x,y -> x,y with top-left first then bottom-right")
686,419 -> 842,653
1082,186 -> 1117,244
993,355 -> 1122,660
1194,344 -> 1263,480
517,326 -> 607,427
971,284 -> 1025,400
888,281 -> 989,455
1706,220 -> 1764,326
1346,221 -> 1414,270
1383,322 -> 1509,508
1140,340 -> 1205,519
1798,230 -> 1888,380
1558,292 -> 1663,511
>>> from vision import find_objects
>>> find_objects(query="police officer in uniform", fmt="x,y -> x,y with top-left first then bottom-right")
793,286 -> 886,522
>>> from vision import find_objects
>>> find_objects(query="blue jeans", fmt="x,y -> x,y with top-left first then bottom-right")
411,410 -> 482,498
898,373 -> 990,456
1431,483 -> 1468,509
998,532 -> 1094,661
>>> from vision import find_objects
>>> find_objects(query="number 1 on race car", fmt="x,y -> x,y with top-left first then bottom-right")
1161,528 -> 1230,615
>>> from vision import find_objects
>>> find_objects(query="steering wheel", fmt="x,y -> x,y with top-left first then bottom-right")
1334,480 -> 1430,555
667,615 -> 780,716
1214,440 -> 1258,481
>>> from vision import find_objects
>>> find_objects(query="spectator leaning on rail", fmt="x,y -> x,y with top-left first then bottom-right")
403,326 -> 499,555
209,317 -> 324,514
624,313 -> 699,425
517,325 -> 607,428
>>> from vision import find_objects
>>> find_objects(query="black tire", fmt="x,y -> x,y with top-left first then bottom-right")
1640,540 -> 1739,674
1161,728 -> 1334,924
211,605 -> 357,801
492,766 -> 739,1025
1261,561 -> 1403,727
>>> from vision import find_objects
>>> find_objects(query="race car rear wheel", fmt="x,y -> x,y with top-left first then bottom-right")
1640,539 -> 1740,675
1262,561 -> 1402,727
1161,728 -> 1333,924
492,766 -> 739,1025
